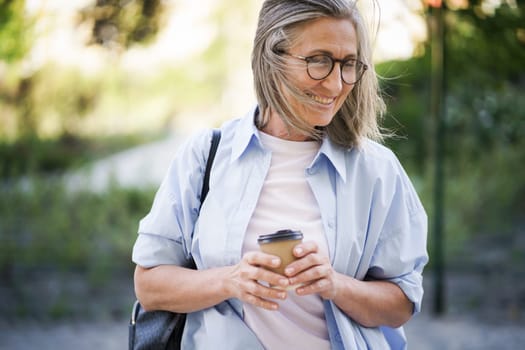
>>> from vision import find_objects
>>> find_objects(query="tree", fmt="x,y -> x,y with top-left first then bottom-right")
78,0 -> 165,52
0,0 -> 170,177
378,0 -> 525,247
0,0 -> 31,62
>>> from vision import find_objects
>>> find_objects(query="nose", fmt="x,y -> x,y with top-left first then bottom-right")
322,62 -> 343,92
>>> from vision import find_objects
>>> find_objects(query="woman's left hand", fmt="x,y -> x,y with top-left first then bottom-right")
284,241 -> 339,300
284,241 -> 414,328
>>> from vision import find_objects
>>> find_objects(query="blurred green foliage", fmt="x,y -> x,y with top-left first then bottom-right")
0,179 -> 154,279
0,0 -> 167,142
0,179 -> 155,319
0,0 -> 32,62
0,0 -> 255,177
378,1 -> 525,255
79,0 -> 165,49
445,1 -> 525,86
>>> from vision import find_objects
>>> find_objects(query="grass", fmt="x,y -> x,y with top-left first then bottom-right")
0,178 -> 155,276
0,177 -> 156,320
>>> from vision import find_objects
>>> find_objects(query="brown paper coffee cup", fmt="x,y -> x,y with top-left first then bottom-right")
258,229 -> 303,289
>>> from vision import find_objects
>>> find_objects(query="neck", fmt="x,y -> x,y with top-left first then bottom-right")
261,109 -> 312,141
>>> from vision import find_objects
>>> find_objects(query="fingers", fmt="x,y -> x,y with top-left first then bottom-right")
291,240 -> 319,258
283,242 -> 337,298
295,277 -> 336,299
243,251 -> 290,288
244,250 -> 281,270
235,246 -> 336,309
235,252 -> 290,310
285,242 -> 328,278
286,257 -> 331,286
238,279 -> 287,310
289,262 -> 336,299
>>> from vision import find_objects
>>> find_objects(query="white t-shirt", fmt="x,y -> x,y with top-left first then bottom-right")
242,131 -> 331,350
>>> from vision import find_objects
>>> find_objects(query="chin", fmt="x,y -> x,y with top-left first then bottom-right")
305,110 -> 336,127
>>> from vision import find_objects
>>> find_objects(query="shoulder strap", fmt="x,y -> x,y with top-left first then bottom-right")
129,131 -> 221,323
200,129 -> 221,204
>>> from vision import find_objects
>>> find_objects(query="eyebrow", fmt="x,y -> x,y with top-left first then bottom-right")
307,49 -> 358,60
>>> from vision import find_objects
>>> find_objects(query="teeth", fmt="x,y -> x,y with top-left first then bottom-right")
308,93 -> 334,105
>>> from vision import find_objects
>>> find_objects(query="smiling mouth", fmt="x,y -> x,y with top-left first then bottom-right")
306,93 -> 335,105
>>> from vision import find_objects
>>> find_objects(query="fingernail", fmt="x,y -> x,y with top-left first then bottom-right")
279,279 -> 289,286
285,267 -> 294,275
294,247 -> 303,255
272,258 -> 280,266
278,293 -> 286,299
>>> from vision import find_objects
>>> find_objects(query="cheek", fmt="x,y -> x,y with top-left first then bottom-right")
296,73 -> 315,88
282,75 -> 315,109
287,66 -> 317,91
337,86 -> 354,106
344,85 -> 354,97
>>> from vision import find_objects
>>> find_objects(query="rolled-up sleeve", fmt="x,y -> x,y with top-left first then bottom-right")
132,130 -> 211,268
367,171 -> 429,314
132,233 -> 189,268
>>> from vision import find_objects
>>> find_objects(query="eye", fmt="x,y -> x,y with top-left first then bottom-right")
343,59 -> 357,69
308,55 -> 332,66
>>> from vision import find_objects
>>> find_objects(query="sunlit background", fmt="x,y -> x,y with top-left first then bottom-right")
1,0 -> 524,349
5,0 -> 429,139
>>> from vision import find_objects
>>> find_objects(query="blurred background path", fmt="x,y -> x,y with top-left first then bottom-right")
64,133 -> 184,192
2,286 -> 525,350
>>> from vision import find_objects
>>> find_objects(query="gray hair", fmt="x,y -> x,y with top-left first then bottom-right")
251,0 -> 386,147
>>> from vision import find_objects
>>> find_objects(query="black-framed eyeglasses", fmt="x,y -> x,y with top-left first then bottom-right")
284,53 -> 368,85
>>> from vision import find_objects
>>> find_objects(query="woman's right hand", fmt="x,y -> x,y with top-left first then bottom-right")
226,252 -> 290,310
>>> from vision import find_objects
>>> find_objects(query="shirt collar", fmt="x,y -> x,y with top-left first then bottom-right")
231,106 -> 349,183
318,136 -> 348,183
230,106 -> 263,162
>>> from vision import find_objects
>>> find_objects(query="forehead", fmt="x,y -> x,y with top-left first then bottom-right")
290,17 -> 358,56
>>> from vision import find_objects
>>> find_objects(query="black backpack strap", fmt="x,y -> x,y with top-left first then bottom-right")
129,130 -> 221,350
200,129 -> 221,205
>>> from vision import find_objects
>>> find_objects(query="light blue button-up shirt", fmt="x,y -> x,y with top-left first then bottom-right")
132,107 -> 428,349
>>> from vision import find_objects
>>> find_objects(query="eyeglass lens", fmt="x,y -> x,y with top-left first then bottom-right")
307,55 -> 365,84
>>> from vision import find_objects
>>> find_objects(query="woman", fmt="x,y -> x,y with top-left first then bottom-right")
132,0 -> 428,349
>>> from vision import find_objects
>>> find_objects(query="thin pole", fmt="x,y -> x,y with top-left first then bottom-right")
429,3 -> 446,315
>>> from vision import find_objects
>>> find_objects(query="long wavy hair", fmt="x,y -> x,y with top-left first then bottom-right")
251,0 -> 386,148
